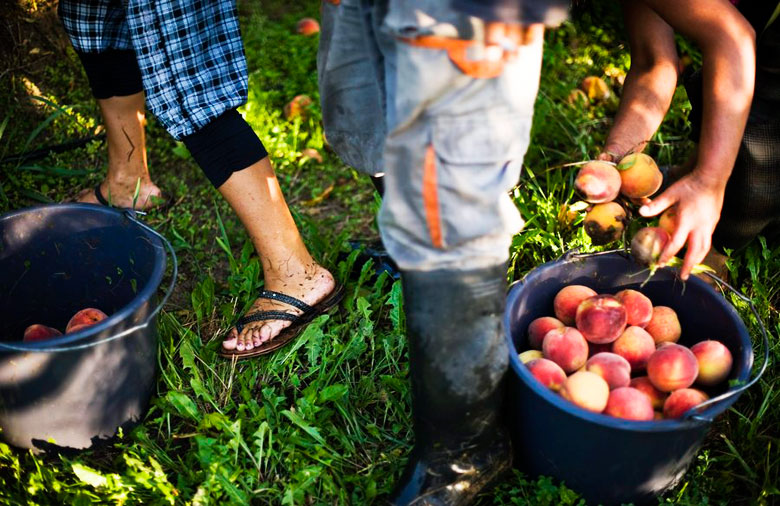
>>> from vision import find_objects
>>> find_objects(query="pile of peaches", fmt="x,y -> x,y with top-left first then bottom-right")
520,285 -> 733,421
21,308 -> 108,342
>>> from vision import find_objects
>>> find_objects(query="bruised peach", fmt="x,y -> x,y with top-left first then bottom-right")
617,153 -> 663,199
658,207 -> 678,236
561,371 -> 610,413
527,316 -> 565,350
553,285 -> 597,325
23,324 -> 62,342
645,306 -> 682,344
575,162 -> 622,204
584,202 -> 627,245
630,227 -> 671,268
526,358 -> 567,391
604,387 -> 655,421
615,289 -> 653,328
296,17 -> 320,36
519,350 -> 544,364
284,94 -> 313,120
580,76 -> 611,102
630,376 -> 668,410
542,327 -> 589,374
612,326 -> 656,371
586,352 -> 631,390
575,295 -> 627,344
647,344 -> 699,392
66,308 -> 108,333
691,340 -> 733,386
663,388 -> 709,419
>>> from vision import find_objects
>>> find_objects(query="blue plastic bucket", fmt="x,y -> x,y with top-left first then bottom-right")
504,250 -> 767,505
0,204 -> 176,452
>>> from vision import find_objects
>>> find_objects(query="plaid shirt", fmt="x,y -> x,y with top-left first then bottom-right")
59,0 -> 248,139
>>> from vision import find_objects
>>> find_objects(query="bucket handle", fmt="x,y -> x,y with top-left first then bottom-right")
0,210 -> 178,353
561,248 -> 770,423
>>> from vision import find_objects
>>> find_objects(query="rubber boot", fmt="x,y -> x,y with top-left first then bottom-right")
390,264 -> 512,506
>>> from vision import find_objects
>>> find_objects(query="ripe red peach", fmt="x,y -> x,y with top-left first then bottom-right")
296,17 -> 320,36
527,316 -> 565,350
691,340 -> 733,386
542,327 -> 589,374
518,350 -> 544,364
630,376 -> 668,410
612,326 -> 656,371
645,306 -> 682,344
658,207 -> 678,236
22,324 -> 62,342
614,289 -> 653,328
604,387 -> 655,421
584,202 -> 627,245
617,153 -> 663,199
575,295 -> 627,344
553,285 -> 597,325
586,352 -> 631,390
580,76 -> 611,102
284,94 -> 313,120
575,162 -> 622,204
663,388 -> 709,419
66,308 -> 108,333
526,358 -> 567,391
561,371 -> 610,413
630,227 -> 671,268
647,344 -> 699,392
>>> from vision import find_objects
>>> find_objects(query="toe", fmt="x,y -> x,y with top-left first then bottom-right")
252,329 -> 263,347
222,329 -> 239,351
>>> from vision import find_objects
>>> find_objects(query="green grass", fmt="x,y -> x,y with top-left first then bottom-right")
0,1 -> 778,505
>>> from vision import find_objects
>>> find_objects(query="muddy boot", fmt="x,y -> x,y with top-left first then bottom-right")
390,265 -> 513,506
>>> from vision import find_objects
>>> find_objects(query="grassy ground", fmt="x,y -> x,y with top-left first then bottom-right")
1,1 -> 778,504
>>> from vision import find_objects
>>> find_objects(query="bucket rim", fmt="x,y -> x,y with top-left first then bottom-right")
0,203 -> 167,351
504,251 -> 754,431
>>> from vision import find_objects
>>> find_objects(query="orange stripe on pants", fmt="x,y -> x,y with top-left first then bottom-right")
422,144 -> 443,248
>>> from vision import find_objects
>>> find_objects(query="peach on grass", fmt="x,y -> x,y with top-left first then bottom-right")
691,340 -> 733,386
553,285 -> 597,325
615,289 -> 653,328
645,306 -> 682,344
604,387 -> 655,421
584,202 -> 627,246
526,358 -> 567,391
527,316 -> 565,350
612,326 -> 656,371
561,371 -> 610,413
579,76 -> 611,102
617,153 -> 663,199
518,350 -> 544,364
647,344 -> 699,392
542,327 -> 589,374
586,352 -> 631,390
663,388 -> 709,419
575,295 -> 627,344
66,308 -> 108,333
23,324 -> 62,342
296,17 -> 320,36
567,88 -> 589,106
284,94 -> 313,120
630,376 -> 667,410
575,162 -> 622,204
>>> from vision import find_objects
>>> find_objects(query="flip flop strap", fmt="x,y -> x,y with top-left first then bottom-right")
257,290 -> 313,312
236,310 -> 302,333
94,184 -> 110,206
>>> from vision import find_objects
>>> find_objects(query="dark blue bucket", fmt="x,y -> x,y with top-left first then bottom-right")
504,250 -> 768,506
0,204 -> 176,452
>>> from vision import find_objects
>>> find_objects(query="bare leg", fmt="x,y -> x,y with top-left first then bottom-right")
219,157 -> 336,352
77,92 -> 163,209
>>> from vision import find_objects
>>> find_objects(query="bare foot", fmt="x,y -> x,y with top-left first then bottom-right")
77,180 -> 165,210
222,263 -> 337,353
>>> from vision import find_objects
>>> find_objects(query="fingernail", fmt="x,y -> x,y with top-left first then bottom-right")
639,206 -> 650,216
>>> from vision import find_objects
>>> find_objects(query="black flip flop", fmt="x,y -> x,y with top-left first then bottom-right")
219,283 -> 345,360
94,183 -> 171,211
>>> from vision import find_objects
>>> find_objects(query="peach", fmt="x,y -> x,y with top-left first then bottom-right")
645,306 -> 681,344
66,323 -> 92,334
663,388 -> 709,419
614,289 -> 653,328
518,350 -> 544,364
579,76 -> 611,102
647,344 -> 699,392
296,17 -> 320,36
527,316 -> 565,350
561,371 -> 610,413
586,352 -> 631,390
691,340 -> 733,386
575,161 -> 622,204
542,327 -> 589,374
584,202 -> 627,245
66,308 -> 108,333
22,324 -> 62,342
658,207 -> 678,236
553,285 -> 597,325
284,94 -> 313,120
630,227 -> 671,268
604,387 -> 655,421
526,358 -> 567,391
567,88 -> 589,106
575,295 -> 627,344
617,153 -> 663,199
629,376 -> 668,410
612,326 -> 656,371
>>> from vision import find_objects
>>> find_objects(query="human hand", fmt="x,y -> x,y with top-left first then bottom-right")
637,170 -> 727,280
484,22 -> 544,62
